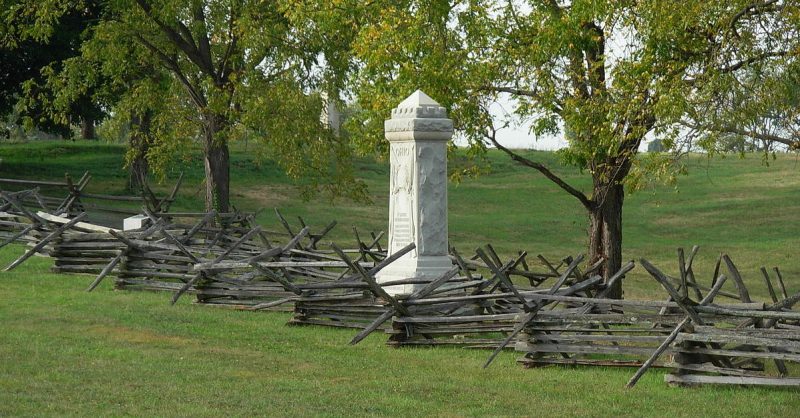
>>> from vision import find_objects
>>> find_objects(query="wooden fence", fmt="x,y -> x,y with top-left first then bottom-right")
2,187 -> 799,388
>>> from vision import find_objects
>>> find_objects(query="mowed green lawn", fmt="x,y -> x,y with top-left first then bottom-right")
0,140 -> 799,416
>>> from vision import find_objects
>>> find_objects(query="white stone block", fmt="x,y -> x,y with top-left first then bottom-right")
123,214 -> 150,231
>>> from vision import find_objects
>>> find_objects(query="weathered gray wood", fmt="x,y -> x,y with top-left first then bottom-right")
289,248 -> 341,261
668,361 -> 769,377
250,297 -> 298,310
136,251 -> 194,263
736,291 -> 800,329
393,312 -> 522,324
773,267 -> 788,300
195,260 -> 373,270
308,220 -> 338,249
210,226 -> 262,263
151,222 -> 200,264
179,210 -> 216,242
355,267 -> 465,343
760,267 -> 779,303
699,305 -> 800,321
4,212 -> 87,271
36,212 -> 115,233
516,342 -> 667,357
675,332 -> 800,351
249,262 -> 304,296
154,171 -> 183,212
169,272 -> 203,305
673,345 -> 800,362
626,274 -> 728,388
339,242 -> 416,282
665,373 -> 800,387
722,254 -> 752,303
450,247 -> 475,281
680,247 -> 704,301
694,325 -> 800,339
527,333 -> 670,344
0,223 -> 34,250
348,309 -> 396,345
582,257 -> 606,278
280,226 -> 310,254
476,248 -> 533,309
519,357 -> 655,368
121,270 -> 195,280
0,191 -> 48,224
640,258 -> 704,325
483,254 -> 586,368
85,251 -> 124,292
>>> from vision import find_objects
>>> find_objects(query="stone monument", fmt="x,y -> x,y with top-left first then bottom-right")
376,90 -> 454,295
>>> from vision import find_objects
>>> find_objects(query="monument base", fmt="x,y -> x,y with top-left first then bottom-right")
376,255 -> 454,295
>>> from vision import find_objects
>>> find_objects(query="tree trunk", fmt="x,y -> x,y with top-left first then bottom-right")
80,117 -> 96,140
588,182 -> 625,299
128,111 -> 152,193
203,115 -> 230,214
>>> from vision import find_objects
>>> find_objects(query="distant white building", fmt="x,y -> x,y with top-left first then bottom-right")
320,92 -> 342,137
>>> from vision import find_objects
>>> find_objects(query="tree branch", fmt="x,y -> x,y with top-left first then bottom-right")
134,34 -> 206,108
191,2 -> 215,80
718,50 -> 788,73
582,21 -> 606,98
217,7 -> 238,82
134,0 -> 215,77
482,129 -> 594,211
730,0 -> 781,32
682,120 -> 800,149
481,85 -> 563,114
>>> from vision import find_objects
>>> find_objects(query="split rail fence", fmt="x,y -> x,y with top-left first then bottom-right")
1,186 -> 798,388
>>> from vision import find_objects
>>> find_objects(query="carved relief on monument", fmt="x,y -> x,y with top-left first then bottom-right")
416,143 -> 447,256
389,143 -> 415,255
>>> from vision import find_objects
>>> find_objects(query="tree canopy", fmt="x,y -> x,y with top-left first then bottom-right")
3,0 -> 369,211
348,0 -> 800,296
0,0 -> 105,138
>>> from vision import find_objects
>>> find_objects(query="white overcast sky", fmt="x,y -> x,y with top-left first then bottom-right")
452,96 -> 653,152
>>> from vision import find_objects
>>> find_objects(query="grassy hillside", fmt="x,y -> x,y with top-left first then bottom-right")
1,140 -> 797,299
0,140 -> 799,416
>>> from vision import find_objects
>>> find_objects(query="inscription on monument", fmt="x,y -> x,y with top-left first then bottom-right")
390,143 -> 415,252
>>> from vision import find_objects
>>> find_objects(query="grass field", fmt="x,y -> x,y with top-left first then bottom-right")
1,140 -> 799,416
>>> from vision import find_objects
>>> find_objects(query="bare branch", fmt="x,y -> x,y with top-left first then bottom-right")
482,129 -> 594,211
718,50 -> 789,73
481,85 -> 564,114
682,120 -> 800,149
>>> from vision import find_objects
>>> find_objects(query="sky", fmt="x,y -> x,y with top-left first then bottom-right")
452,95 -> 653,152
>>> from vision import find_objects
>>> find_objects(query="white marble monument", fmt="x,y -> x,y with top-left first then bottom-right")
376,90 -> 454,295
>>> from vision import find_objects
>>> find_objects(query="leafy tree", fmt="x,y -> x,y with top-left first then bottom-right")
97,0 -> 368,212
4,0 -> 368,211
0,0 -> 105,139
684,56 -> 800,154
349,0 -> 799,297
647,139 -> 665,153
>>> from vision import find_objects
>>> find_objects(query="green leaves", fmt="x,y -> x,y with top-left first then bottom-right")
349,0 -> 798,197
6,0 -> 371,205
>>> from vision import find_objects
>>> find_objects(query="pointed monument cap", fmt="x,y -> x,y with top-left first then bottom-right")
385,89 -> 453,141
391,89 -> 448,119
398,89 -> 439,108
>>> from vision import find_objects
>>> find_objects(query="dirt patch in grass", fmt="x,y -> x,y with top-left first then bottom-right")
236,184 -> 294,207
88,325 -> 195,348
